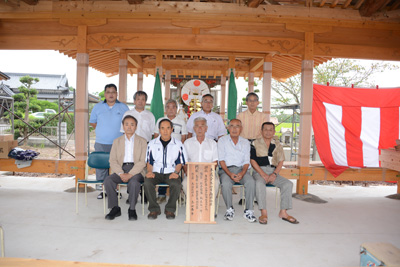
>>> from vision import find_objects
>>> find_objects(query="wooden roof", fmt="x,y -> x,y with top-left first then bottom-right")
58,50 -> 331,81
1,0 -> 399,80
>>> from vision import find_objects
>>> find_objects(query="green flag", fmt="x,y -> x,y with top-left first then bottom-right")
150,71 -> 164,122
227,69 -> 237,121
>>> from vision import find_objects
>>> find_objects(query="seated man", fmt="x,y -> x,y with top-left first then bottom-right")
144,119 -> 187,220
251,122 -> 299,225
182,117 -> 219,197
218,119 -> 256,223
104,115 -> 147,221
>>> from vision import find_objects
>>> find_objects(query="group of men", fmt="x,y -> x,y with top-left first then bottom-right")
89,83 -> 299,225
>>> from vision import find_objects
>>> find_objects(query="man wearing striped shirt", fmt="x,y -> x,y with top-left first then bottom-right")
236,92 -> 268,142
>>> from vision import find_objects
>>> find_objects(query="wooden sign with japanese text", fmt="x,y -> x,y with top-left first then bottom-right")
185,162 -> 217,224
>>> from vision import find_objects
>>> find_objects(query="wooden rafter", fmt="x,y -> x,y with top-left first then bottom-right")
20,0 -> 38,5
359,0 -> 389,16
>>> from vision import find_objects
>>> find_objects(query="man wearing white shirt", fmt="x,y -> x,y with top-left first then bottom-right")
186,94 -> 226,141
104,115 -> 147,221
121,91 -> 155,142
182,117 -> 219,197
154,99 -> 188,203
154,99 -> 188,142
218,119 -> 257,223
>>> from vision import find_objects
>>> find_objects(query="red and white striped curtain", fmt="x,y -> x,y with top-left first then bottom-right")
312,84 -> 400,177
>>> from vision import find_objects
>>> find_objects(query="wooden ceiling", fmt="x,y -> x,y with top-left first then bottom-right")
59,50 -> 331,81
0,0 -> 399,81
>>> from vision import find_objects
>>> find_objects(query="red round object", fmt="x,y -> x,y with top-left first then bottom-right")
182,94 -> 189,101
193,80 -> 201,86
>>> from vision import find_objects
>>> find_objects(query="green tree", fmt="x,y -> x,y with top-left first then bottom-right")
272,59 -> 398,105
15,75 -> 39,144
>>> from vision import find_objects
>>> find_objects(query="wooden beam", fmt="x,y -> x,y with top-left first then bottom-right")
342,0 -> 352,9
249,58 -> 264,72
127,0 -> 143,4
127,55 -> 143,68
330,0 -> 339,8
0,159 -> 86,179
21,0 -> 38,5
247,0 -> 263,8
359,0 -> 388,17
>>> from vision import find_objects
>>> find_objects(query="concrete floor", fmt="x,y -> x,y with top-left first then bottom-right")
0,174 -> 399,267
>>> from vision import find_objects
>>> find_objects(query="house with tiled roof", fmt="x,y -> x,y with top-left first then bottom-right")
0,72 -> 100,103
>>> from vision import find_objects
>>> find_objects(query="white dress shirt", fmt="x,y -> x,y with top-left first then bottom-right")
121,108 -> 155,142
218,135 -> 250,167
184,137 -> 218,163
123,134 -> 135,163
154,116 -> 188,141
186,110 -> 226,140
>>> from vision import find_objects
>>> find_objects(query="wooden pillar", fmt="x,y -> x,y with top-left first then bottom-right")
248,72 -> 254,93
137,71 -> 143,92
165,70 -> 171,102
75,25 -> 89,163
220,75 -> 226,119
297,32 -> 314,195
262,56 -> 272,121
118,51 -> 128,103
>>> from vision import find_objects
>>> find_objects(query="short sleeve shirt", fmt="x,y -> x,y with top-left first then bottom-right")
89,100 -> 129,145
154,116 -> 188,141
186,110 -> 226,140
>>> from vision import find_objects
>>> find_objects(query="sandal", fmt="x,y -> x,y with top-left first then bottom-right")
281,215 -> 299,224
259,215 -> 268,225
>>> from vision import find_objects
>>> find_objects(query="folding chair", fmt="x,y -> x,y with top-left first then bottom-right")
0,225 -> 4,257
266,184 -> 281,209
215,182 -> 245,216
141,183 -> 179,216
76,151 -> 109,214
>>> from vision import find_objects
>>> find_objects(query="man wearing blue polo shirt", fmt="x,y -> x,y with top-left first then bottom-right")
89,84 -> 129,199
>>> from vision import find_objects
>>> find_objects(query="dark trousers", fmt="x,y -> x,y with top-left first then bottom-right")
94,142 -> 112,182
144,173 -> 181,213
104,163 -> 144,210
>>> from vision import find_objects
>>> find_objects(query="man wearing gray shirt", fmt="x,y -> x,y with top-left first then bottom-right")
218,119 -> 256,223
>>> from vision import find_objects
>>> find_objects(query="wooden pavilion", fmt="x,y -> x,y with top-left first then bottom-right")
0,0 -> 399,194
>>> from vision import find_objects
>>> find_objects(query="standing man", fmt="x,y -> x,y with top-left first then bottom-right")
218,119 -> 257,223
104,115 -> 147,221
144,119 -> 187,220
236,92 -> 268,142
89,84 -> 129,199
154,99 -> 188,203
186,94 -> 226,141
182,117 -> 219,197
121,91 -> 155,142
251,122 -> 299,225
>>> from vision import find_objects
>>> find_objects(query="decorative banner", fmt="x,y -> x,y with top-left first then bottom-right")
312,84 -> 400,177
181,79 -> 210,106
150,71 -> 164,122
227,70 -> 237,121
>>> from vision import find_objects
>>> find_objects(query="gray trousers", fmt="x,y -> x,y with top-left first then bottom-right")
219,166 -> 255,210
94,142 -> 112,182
253,165 -> 293,211
104,163 -> 144,210
144,173 -> 182,213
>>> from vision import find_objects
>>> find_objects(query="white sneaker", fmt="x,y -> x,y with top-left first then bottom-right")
243,209 -> 257,223
224,207 -> 235,221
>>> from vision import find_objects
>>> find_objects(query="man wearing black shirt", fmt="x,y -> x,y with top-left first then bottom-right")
250,122 -> 299,225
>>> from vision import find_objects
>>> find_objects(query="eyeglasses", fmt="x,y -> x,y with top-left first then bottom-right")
202,100 -> 213,104
247,99 -> 258,103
